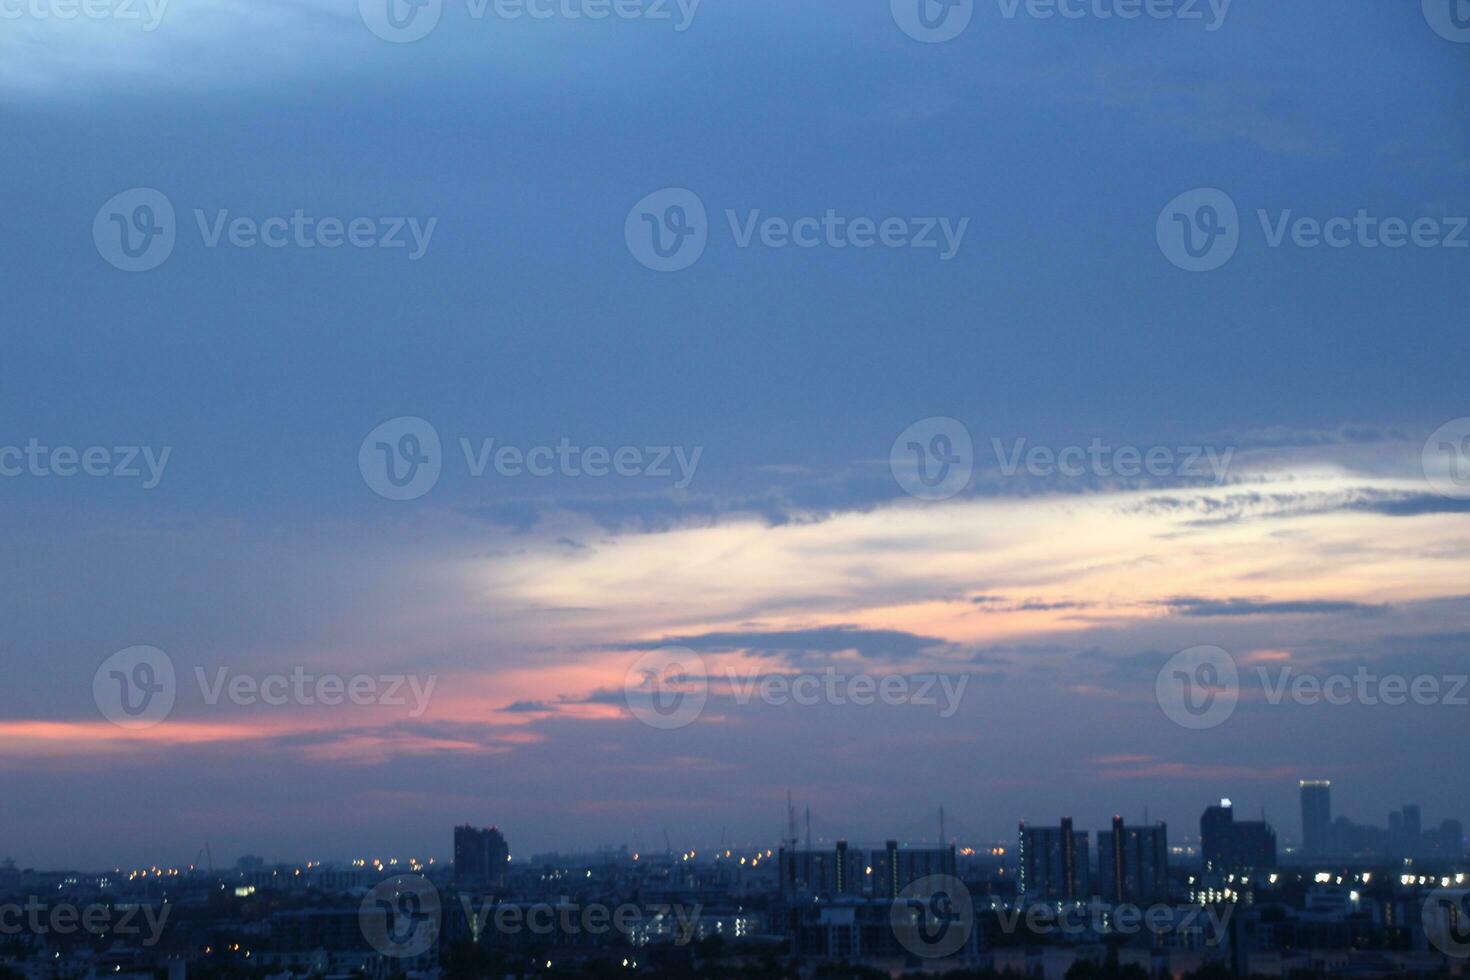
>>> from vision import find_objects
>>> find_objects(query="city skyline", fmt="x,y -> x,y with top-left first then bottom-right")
4,0 -> 1470,887
5,778 -> 1463,874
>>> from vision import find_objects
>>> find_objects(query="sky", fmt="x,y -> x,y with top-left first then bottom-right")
1,0 -> 1469,870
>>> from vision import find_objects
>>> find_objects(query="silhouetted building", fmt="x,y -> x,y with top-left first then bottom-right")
870,841 -> 956,899
1019,818 -> 1091,904
1300,781 -> 1332,856
1201,800 -> 1276,874
454,824 -> 508,887
778,840 -> 953,898
1402,804 -> 1423,856
1097,816 -> 1168,905
1426,819 -> 1465,858
779,841 -> 863,896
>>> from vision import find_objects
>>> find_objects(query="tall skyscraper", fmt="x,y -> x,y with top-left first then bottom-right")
1300,780 -> 1332,857
1200,799 -> 1276,875
1097,816 -> 1168,905
454,824 -> 509,887
1403,804 -> 1423,856
1019,818 -> 1091,904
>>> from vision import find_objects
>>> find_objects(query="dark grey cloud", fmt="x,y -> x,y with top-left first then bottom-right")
503,700 -> 554,713
1346,494 -> 1470,517
1161,596 -> 1389,618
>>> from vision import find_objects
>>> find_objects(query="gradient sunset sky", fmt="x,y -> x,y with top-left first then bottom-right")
2,0 -> 1468,870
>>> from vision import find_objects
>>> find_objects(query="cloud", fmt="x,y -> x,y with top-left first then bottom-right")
624,626 -> 951,663
1346,495 -> 1470,518
1160,596 -> 1389,618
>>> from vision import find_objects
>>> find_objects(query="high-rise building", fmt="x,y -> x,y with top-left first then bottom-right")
1403,804 -> 1423,856
778,840 -> 953,898
454,825 -> 509,887
1200,799 -> 1276,875
1300,780 -> 1332,857
869,840 -> 957,899
1019,818 -> 1091,904
1097,816 -> 1168,905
